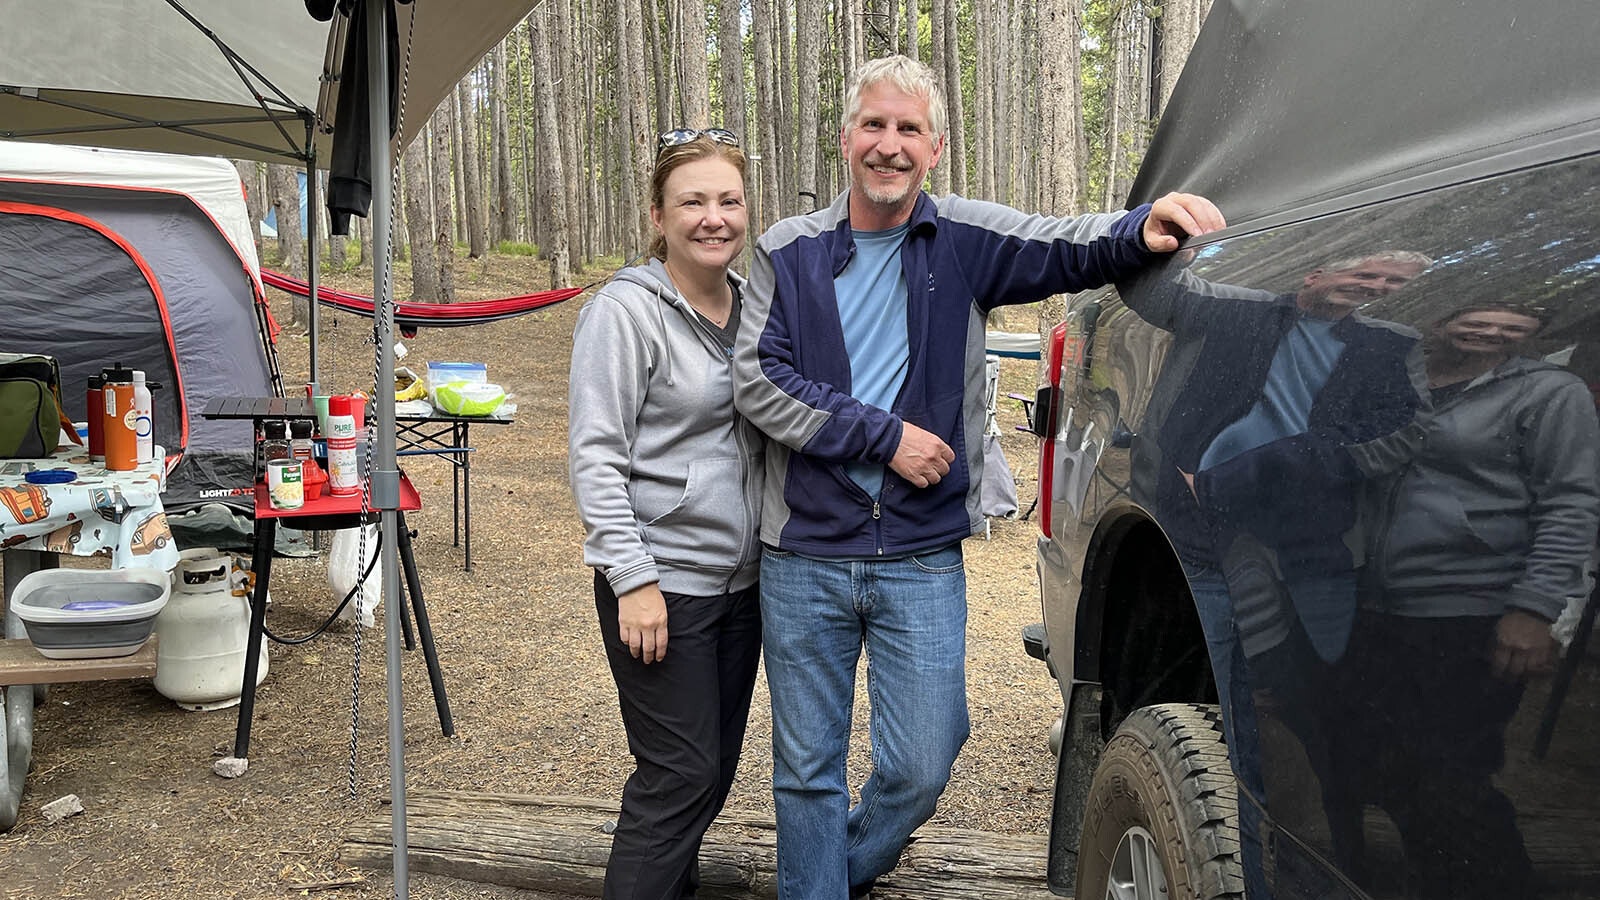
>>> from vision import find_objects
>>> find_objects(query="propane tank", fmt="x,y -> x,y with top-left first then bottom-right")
152,549 -> 269,711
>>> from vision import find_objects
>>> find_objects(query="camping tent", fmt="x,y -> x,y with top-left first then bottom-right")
0,140 -> 278,516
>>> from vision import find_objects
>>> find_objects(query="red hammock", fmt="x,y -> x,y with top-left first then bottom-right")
261,269 -> 583,330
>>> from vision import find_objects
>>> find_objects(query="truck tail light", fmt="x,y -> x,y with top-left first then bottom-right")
1037,322 -> 1070,539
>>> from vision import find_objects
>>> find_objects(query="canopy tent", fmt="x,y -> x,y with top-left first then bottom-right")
0,0 -> 529,166
2,4 -> 539,895
1130,0 -> 1600,230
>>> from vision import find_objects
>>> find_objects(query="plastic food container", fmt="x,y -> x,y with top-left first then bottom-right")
431,382 -> 507,416
9,568 -> 170,659
426,361 -> 487,387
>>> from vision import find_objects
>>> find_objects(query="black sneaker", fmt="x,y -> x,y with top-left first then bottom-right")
849,879 -> 877,900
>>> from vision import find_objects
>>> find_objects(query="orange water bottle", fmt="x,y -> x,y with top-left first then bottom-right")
86,374 -> 106,464
101,364 -> 138,471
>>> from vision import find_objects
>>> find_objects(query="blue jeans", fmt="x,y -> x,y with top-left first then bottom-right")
760,545 -> 971,900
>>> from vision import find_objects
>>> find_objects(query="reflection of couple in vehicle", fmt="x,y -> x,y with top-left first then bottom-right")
1334,303 -> 1600,899
1120,249 -> 1431,898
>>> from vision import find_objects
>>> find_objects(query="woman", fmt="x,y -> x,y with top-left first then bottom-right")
1339,303 -> 1600,898
567,129 -> 763,900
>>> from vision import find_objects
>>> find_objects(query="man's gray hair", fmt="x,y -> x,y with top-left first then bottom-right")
1323,249 -> 1435,273
842,55 -> 948,138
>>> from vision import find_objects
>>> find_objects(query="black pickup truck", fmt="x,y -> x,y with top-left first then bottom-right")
1026,2 -> 1600,898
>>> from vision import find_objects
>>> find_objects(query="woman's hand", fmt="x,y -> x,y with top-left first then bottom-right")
618,584 -> 670,664
1492,609 -> 1557,680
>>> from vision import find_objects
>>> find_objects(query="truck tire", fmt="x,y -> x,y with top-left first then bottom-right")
1077,703 -> 1244,900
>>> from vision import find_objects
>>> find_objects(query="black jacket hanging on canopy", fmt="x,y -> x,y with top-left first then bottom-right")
308,0 -> 414,236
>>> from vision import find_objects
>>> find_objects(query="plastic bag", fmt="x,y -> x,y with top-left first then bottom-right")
328,524 -> 383,628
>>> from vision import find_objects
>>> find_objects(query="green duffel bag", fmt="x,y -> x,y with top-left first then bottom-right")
0,353 -> 71,459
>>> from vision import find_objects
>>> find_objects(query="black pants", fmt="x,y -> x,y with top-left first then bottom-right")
595,572 -> 763,900
1330,612 -> 1533,900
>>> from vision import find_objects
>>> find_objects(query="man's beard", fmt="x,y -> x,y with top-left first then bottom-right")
859,154 -> 914,206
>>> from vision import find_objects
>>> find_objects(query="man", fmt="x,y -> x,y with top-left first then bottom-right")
731,54 -> 1224,898
1123,251 -> 1433,686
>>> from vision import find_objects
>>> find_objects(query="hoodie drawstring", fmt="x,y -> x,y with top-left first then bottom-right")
652,282 -> 677,387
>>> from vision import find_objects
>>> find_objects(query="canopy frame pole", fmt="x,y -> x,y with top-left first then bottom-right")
162,0 -> 314,156
364,1 -> 408,896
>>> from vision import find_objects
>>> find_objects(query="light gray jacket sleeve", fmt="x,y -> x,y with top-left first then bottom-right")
1511,376 -> 1600,620
567,293 -> 659,595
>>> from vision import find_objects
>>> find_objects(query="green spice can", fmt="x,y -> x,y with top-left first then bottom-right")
267,457 -> 304,510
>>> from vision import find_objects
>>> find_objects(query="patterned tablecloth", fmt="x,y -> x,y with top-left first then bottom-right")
0,448 -> 180,572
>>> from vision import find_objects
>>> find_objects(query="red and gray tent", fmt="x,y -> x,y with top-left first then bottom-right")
0,141 -> 277,515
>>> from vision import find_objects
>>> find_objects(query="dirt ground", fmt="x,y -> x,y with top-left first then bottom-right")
0,250 -> 1060,899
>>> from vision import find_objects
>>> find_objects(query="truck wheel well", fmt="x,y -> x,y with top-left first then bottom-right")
1092,519 -> 1218,740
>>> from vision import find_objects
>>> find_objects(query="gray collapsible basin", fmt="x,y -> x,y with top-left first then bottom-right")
10,568 -> 170,659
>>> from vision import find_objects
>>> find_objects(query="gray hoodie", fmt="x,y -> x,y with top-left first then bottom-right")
568,259 -> 763,597
1368,356 -> 1600,621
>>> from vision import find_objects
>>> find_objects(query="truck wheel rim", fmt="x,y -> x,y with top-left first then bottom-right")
1105,825 -> 1169,900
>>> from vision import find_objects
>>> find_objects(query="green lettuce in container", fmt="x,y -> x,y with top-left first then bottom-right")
432,381 -> 507,416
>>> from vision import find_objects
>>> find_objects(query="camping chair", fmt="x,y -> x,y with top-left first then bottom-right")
979,355 -> 1019,539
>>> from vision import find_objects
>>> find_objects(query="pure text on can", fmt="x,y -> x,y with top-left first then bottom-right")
267,457 -> 304,510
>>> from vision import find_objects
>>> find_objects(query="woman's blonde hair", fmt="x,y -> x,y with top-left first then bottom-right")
649,136 -> 748,262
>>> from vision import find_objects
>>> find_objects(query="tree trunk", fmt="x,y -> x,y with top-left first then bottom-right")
776,0 -> 796,216
796,0 -> 822,213
1153,0 -> 1210,119
458,78 -> 489,258
975,0 -> 996,201
645,0 -> 672,133
531,5 -> 573,288
903,0 -> 918,59
1036,0 -> 1085,344
402,134 -> 440,302
429,104 -> 457,303
716,0 -> 745,137
515,18 -> 534,244
448,91 -> 466,244
619,0 -> 654,254
268,164 -> 310,328
491,42 -> 517,245
679,0 -> 711,127
584,1 -> 604,259
927,0 -> 950,194
355,215 -> 370,267
751,0 -> 781,233
941,0 -> 967,196
1100,2 -> 1125,212
343,792 -> 1055,899
554,0 -> 585,267
1038,0 -> 1085,216
234,160 -> 265,261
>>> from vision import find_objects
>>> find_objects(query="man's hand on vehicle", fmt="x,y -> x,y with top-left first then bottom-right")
890,422 -> 955,488
1143,192 -> 1227,253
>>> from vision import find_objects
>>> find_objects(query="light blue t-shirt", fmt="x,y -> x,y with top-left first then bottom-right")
1200,316 -> 1346,471
836,223 -> 911,495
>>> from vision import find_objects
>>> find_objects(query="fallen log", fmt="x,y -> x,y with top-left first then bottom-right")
341,791 -> 1054,899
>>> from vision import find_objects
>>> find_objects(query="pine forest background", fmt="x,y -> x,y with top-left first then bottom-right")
244,0 -> 1213,325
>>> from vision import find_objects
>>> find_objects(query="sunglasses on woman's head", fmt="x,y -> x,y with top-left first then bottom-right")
657,128 -> 740,154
